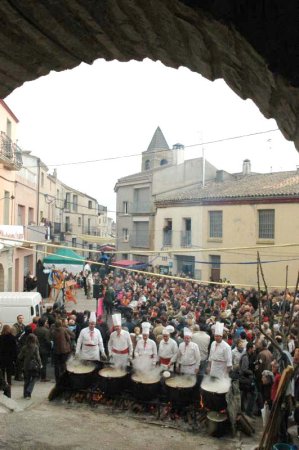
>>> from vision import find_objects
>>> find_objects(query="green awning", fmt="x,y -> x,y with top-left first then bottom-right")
43,248 -> 84,265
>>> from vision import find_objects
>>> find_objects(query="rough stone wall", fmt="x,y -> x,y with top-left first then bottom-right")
0,0 -> 299,149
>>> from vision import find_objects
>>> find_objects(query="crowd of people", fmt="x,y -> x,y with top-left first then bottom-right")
0,267 -> 299,439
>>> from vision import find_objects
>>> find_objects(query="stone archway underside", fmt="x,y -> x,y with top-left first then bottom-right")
1,0 -> 299,149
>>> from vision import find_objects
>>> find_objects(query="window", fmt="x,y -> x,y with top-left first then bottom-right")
145,160 -> 150,170
73,195 -> 78,212
160,159 -> 168,166
41,172 -> 44,188
181,218 -> 191,247
17,205 -> 25,225
28,207 -> 34,224
123,201 -> 128,214
65,193 -> 71,210
133,188 -> 150,213
72,238 -> 77,247
78,217 -> 81,226
6,119 -> 12,138
88,200 -> 92,209
209,211 -> 223,238
258,209 -> 275,239
132,222 -> 149,247
3,191 -> 10,225
163,219 -> 172,246
123,228 -> 129,242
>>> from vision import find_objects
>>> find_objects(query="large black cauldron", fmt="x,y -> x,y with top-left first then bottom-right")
165,375 -> 197,406
200,377 -> 230,411
98,367 -> 129,397
131,373 -> 161,401
66,361 -> 100,390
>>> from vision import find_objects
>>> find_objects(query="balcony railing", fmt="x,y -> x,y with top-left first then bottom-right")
131,201 -> 152,214
82,226 -> 99,236
64,223 -> 73,233
130,233 -> 149,248
163,230 -> 172,247
0,132 -> 23,170
181,230 -> 192,247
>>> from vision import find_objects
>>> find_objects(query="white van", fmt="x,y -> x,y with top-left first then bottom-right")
0,292 -> 43,326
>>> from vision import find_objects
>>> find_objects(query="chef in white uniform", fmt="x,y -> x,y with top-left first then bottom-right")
134,322 -> 157,366
76,312 -> 106,362
177,328 -> 201,375
208,322 -> 232,379
158,325 -> 178,371
108,313 -> 133,367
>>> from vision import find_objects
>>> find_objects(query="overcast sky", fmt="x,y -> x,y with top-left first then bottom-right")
5,58 -> 299,220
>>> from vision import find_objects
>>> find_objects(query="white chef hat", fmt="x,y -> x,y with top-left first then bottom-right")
89,312 -> 97,323
166,325 -> 175,334
141,322 -> 151,335
183,327 -> 192,337
214,322 -> 224,336
112,314 -> 122,327
162,328 -> 170,336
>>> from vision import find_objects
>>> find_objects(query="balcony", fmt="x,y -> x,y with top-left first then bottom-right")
181,230 -> 192,247
82,226 -> 99,236
130,232 -> 149,248
0,132 -> 23,170
64,223 -> 73,233
163,230 -> 172,247
53,232 -> 65,243
26,225 -> 50,243
131,201 -> 152,214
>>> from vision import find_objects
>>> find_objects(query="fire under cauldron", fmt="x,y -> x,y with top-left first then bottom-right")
65,360 -> 100,390
165,375 -> 198,406
200,376 -> 231,412
131,372 -> 161,401
98,367 -> 129,397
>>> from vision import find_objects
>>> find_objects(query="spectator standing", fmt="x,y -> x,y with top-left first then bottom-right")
34,318 -> 51,381
0,325 -> 17,386
18,333 -> 42,399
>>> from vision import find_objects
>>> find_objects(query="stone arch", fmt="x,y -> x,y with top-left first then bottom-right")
0,2 -> 298,149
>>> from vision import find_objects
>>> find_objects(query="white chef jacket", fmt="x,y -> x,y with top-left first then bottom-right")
134,338 -> 157,363
208,340 -> 232,378
108,329 -> 133,366
177,341 -> 201,375
158,338 -> 178,370
76,327 -> 105,361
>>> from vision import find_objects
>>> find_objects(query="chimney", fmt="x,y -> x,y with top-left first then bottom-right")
172,143 -> 185,165
242,159 -> 251,175
216,170 -> 224,182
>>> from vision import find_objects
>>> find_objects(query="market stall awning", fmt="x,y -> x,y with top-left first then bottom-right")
43,248 -> 84,265
113,259 -> 148,270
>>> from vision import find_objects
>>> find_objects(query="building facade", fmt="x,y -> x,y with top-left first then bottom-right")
115,126 -> 218,266
0,100 -> 111,291
155,161 -> 299,289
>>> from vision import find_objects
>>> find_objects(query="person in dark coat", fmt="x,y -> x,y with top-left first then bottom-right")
34,318 -> 51,381
96,316 -> 110,356
0,325 -> 17,385
18,333 -> 42,399
51,320 -> 72,383
12,314 -> 25,381
103,282 -> 115,316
